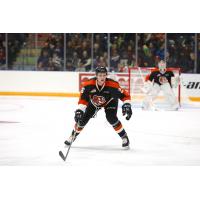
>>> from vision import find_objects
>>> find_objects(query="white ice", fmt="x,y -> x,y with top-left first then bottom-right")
0,95 -> 200,166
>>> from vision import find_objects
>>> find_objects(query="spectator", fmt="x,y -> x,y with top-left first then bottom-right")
66,34 -> 92,71
79,50 -> 91,71
50,52 -> 63,71
0,47 -> 5,66
138,33 -> 165,68
66,41 -> 74,58
66,59 -> 75,71
95,55 -> 107,68
37,50 -> 50,70
7,34 -> 27,69
167,34 -> 195,72
110,49 -> 120,72
110,33 -> 136,71
38,34 -> 64,71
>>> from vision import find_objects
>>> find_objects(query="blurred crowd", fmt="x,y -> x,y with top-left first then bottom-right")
0,33 -> 200,73
65,33 -> 92,71
0,33 -> 28,70
8,34 -> 28,69
167,33 -> 195,73
138,33 -> 165,68
110,34 -> 136,72
0,34 -> 6,68
66,33 -> 136,72
37,34 -> 64,71
138,33 -> 196,73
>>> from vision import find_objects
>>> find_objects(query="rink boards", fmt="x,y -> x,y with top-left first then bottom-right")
0,71 -> 199,103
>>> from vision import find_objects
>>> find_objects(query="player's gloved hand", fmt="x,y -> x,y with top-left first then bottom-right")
122,103 -> 132,120
74,109 -> 84,123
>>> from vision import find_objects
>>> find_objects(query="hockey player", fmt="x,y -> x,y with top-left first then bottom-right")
64,66 -> 132,149
142,60 -> 180,111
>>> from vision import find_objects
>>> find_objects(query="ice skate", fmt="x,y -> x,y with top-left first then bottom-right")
122,135 -> 130,150
171,103 -> 179,111
167,103 -> 180,111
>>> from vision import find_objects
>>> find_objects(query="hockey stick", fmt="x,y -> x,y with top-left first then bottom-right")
59,123 -> 79,162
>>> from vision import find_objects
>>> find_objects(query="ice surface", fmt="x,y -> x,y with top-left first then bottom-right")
0,96 -> 200,166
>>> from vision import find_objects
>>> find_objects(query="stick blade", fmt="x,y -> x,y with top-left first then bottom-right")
59,151 -> 66,161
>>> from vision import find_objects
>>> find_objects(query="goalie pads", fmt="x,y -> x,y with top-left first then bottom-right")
171,76 -> 180,88
142,80 -> 153,94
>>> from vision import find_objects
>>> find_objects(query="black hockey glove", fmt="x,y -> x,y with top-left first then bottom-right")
122,103 -> 132,120
74,109 -> 84,123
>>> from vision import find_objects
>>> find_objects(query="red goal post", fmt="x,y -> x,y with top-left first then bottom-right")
128,67 -> 181,105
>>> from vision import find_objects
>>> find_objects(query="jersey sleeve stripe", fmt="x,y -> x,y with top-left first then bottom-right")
105,80 -> 119,89
82,79 -> 96,87
78,99 -> 88,106
114,123 -> 123,131
121,96 -> 131,101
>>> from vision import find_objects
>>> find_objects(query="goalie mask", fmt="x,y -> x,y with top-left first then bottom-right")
158,60 -> 166,74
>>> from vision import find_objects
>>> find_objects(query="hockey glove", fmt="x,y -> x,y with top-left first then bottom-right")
122,103 -> 132,120
74,109 -> 84,123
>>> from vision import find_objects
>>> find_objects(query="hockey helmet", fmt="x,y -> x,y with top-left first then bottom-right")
158,60 -> 166,73
95,66 -> 108,75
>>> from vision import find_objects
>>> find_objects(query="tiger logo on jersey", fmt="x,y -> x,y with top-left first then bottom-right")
91,95 -> 106,106
159,76 -> 168,84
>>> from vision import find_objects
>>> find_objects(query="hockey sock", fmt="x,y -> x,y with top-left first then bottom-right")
73,123 -> 85,137
112,121 -> 127,138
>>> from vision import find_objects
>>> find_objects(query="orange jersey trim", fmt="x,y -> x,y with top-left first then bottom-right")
121,88 -> 131,101
145,74 -> 150,81
78,99 -> 88,106
105,80 -> 119,89
121,96 -> 131,102
81,79 -> 96,87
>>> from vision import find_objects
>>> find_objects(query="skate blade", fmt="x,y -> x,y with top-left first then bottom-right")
165,108 -> 179,111
122,146 -> 130,150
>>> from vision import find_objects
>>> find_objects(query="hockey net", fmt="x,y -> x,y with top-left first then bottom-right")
128,67 -> 181,107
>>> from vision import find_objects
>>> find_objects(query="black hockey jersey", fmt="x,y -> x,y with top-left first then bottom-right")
78,77 -> 130,107
148,70 -> 175,87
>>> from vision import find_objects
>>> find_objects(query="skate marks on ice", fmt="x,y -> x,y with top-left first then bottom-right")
0,96 -> 200,165
59,144 -> 136,166
0,121 -> 20,123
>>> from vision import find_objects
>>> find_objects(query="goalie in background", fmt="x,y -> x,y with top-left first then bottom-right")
142,60 -> 180,111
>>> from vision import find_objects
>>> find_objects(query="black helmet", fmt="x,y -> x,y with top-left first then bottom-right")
95,66 -> 108,75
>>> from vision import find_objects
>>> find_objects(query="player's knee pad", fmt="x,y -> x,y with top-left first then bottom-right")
106,113 -> 118,125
